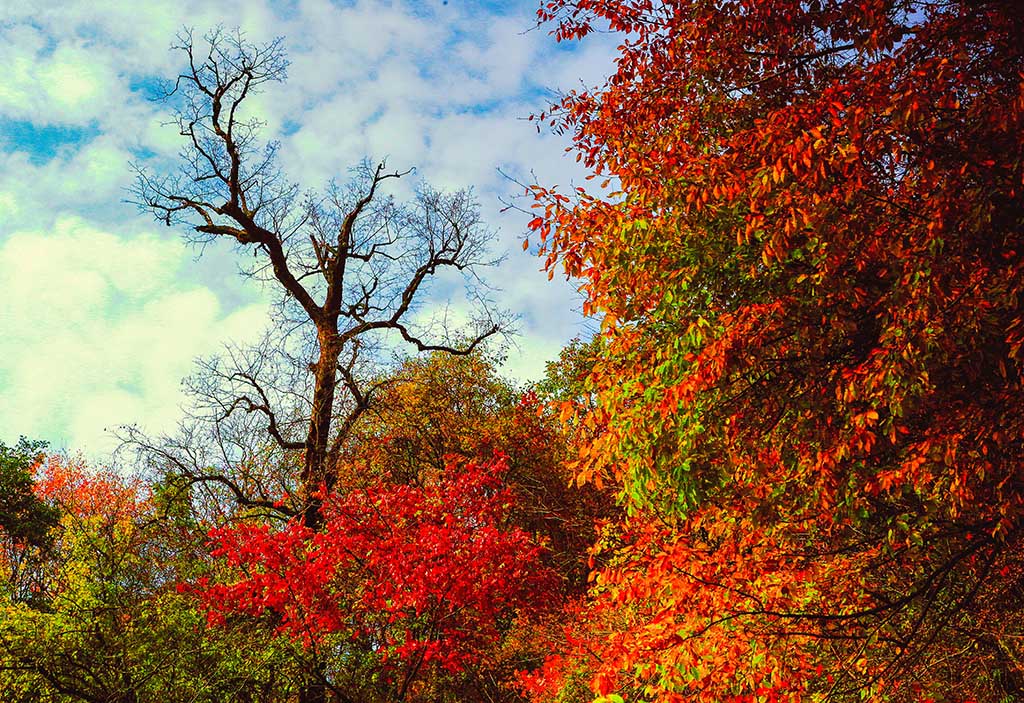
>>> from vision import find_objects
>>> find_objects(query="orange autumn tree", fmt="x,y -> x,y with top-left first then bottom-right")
525,0 -> 1024,701
341,352 -> 611,587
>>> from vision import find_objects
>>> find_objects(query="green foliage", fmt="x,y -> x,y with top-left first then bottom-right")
0,438 -> 59,549
0,458 -> 299,702
533,336 -> 603,406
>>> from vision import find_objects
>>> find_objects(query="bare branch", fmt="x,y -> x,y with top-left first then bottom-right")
128,27 -> 510,530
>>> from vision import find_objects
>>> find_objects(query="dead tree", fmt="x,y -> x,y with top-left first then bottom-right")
131,28 -> 506,531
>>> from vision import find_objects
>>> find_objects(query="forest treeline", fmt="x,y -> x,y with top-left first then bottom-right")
2,1 -> 1023,702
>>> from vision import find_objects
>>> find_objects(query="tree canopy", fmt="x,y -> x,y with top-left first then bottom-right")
525,0 -> 1024,700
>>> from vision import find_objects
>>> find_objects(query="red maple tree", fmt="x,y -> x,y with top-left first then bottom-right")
195,454 -> 556,700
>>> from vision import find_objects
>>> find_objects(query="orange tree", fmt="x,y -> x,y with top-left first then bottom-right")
525,0 -> 1024,701
340,351 -> 612,588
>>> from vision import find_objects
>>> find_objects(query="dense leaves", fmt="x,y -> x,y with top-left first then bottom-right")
0,439 -> 59,550
526,0 -> 1024,701
194,455 -> 556,700
0,439 -> 61,608
0,455 -> 297,702
341,352 -> 613,588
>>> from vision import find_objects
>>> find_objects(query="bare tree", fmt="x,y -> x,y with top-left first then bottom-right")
130,27 -> 507,531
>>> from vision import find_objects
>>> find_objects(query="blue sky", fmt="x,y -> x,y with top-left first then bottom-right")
0,0 -> 615,456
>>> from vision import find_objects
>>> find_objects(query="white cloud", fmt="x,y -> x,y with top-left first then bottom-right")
0,137 -> 135,234
41,50 -> 105,109
0,217 -> 267,455
0,33 -> 125,126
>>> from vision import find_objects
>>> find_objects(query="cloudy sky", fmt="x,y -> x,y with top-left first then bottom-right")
0,0 -> 614,457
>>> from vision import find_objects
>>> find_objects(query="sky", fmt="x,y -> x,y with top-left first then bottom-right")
0,0 -> 615,457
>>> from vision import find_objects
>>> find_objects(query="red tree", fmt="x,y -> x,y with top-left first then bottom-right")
526,0 -> 1024,700
194,454 -> 556,701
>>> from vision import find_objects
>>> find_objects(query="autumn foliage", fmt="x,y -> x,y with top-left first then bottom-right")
1,455 -> 301,702
340,353 -> 613,587
193,453 -> 556,701
526,0 -> 1024,701
185,354 -> 613,701
4,5 -> 1023,702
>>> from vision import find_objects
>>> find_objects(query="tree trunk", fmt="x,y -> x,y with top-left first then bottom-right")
302,328 -> 339,530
